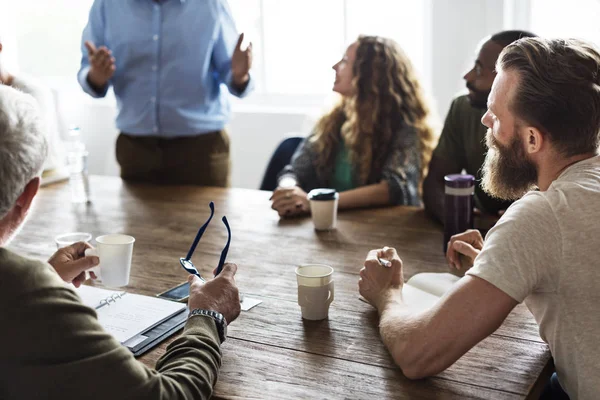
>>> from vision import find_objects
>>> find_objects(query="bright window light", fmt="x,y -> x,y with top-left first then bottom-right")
345,0 -> 426,80
229,0 -> 427,95
530,0 -> 600,45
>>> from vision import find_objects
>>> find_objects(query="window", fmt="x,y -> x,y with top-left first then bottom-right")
529,0 -> 600,44
9,0 -> 95,85
229,0 -> 428,96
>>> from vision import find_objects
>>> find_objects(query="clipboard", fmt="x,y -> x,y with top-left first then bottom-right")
125,308 -> 188,357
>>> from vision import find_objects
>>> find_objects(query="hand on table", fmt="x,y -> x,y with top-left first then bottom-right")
270,186 -> 310,218
85,41 -> 116,89
358,247 -> 404,312
48,241 -> 99,288
188,263 -> 240,323
231,33 -> 252,87
446,229 -> 484,271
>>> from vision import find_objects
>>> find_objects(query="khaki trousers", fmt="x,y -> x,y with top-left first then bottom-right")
116,130 -> 231,187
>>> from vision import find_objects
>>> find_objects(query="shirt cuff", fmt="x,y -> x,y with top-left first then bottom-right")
184,314 -> 221,345
78,66 -> 109,98
226,70 -> 254,98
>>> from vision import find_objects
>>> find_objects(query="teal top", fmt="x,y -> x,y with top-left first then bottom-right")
330,142 -> 355,192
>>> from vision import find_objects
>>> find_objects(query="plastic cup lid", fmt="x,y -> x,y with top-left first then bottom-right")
444,174 -> 475,188
307,188 -> 339,201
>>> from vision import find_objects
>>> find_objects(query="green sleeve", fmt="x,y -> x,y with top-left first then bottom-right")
432,98 -> 467,171
0,255 -> 221,400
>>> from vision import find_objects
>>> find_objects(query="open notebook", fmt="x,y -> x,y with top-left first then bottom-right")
402,272 -> 461,309
76,285 -> 187,346
361,273 -> 461,310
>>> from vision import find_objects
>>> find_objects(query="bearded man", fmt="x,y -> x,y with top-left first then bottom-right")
359,37 -> 600,400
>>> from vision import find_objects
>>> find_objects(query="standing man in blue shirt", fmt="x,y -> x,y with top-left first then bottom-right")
78,0 -> 253,186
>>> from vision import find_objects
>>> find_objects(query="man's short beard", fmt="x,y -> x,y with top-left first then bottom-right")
466,83 -> 491,109
481,129 -> 538,201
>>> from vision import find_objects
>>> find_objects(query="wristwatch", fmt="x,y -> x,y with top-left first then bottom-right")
189,309 -> 228,343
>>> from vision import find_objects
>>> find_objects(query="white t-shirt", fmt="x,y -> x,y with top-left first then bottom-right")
467,155 -> 600,400
11,74 -> 65,172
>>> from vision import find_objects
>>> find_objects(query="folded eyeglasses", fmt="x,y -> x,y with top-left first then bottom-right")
179,202 -> 230,282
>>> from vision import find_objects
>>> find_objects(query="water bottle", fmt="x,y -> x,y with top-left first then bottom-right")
65,127 -> 91,204
443,174 -> 474,253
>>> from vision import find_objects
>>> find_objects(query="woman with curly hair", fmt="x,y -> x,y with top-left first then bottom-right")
271,36 -> 437,217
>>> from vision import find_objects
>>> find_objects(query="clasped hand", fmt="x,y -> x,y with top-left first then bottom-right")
270,186 -> 310,217
358,247 -> 404,312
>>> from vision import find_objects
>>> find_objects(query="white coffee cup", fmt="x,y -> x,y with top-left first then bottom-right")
307,188 -> 339,231
295,264 -> 335,320
85,234 -> 135,288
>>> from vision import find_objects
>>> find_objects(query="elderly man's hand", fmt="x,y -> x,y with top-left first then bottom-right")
359,247 -> 404,312
188,263 -> 241,324
48,242 -> 100,287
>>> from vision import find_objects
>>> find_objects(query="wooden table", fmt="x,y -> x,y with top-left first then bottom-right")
10,176 -> 551,399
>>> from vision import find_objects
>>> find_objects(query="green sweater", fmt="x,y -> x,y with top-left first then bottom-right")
0,248 -> 221,400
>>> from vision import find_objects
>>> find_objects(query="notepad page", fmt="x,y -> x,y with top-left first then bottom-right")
401,284 -> 441,311
405,273 -> 460,298
76,285 -> 124,309
96,293 -> 186,343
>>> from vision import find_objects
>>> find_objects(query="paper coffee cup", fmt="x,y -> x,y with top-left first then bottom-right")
85,234 -> 135,287
307,188 -> 339,231
295,264 -> 335,320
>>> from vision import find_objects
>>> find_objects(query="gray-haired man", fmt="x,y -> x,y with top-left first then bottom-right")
0,85 -> 241,399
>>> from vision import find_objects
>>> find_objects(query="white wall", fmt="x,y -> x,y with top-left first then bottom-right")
430,0 -> 505,118
228,107 -> 314,188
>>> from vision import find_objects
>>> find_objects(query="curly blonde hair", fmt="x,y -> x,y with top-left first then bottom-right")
310,36 -> 436,189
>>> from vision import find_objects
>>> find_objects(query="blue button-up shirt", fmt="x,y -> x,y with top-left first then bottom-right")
78,0 -> 253,137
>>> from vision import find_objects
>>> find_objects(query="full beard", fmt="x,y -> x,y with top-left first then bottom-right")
481,130 -> 538,201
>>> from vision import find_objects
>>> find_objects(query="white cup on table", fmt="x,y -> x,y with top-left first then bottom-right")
307,188 -> 339,231
295,264 -> 335,320
85,234 -> 135,288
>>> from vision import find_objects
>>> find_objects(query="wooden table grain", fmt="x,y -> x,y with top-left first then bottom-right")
10,176 -> 552,399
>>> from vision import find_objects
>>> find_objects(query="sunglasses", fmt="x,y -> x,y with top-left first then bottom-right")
179,202 -> 231,282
